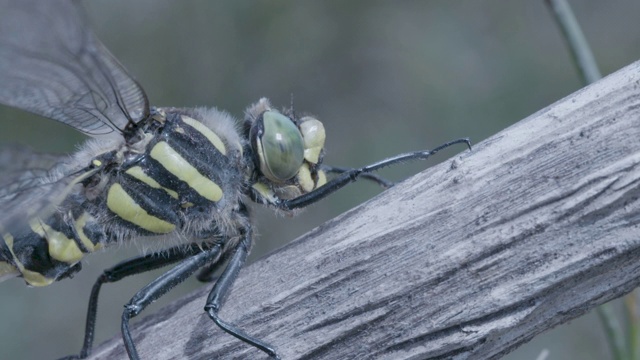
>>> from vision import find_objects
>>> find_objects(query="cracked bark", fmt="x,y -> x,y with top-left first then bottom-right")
88,60 -> 640,359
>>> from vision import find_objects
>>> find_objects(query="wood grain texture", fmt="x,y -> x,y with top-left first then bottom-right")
89,60 -> 640,360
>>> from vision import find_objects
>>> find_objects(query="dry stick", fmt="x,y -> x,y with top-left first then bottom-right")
89,60 -> 640,359
544,1 -> 625,358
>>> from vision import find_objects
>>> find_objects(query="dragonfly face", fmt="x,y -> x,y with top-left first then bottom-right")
0,1 -> 470,359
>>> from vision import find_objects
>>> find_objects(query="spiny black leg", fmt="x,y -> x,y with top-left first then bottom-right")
196,255 -> 228,283
282,137 -> 471,210
321,165 -> 395,189
121,243 -> 223,360
58,244 -> 211,360
204,230 -> 280,359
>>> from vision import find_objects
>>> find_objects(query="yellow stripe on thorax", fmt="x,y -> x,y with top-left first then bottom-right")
29,218 -> 84,263
107,183 -> 176,233
2,233 -> 54,286
150,141 -> 223,202
125,166 -> 179,199
181,116 -> 227,155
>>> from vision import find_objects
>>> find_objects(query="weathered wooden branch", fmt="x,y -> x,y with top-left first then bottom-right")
89,60 -> 640,360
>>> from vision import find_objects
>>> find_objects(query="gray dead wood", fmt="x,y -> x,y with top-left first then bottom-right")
89,60 -> 640,360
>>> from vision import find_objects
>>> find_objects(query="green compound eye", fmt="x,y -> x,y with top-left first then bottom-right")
257,110 -> 304,182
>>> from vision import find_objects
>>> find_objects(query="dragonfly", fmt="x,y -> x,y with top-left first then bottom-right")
0,1 -> 470,358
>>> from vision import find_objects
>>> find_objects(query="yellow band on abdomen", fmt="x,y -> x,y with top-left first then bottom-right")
29,218 -> 84,263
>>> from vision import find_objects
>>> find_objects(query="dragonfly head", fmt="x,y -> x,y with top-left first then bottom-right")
245,98 -> 327,201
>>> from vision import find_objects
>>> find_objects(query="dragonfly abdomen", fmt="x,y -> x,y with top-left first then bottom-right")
0,197 -> 104,286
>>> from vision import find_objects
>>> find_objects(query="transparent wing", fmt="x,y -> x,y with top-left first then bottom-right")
0,145 -> 68,200
0,146 -> 92,234
0,0 -> 149,137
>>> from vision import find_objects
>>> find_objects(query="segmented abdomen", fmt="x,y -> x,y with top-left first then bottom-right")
0,196 -> 105,286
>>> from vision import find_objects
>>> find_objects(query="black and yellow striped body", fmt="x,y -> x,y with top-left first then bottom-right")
0,196 -> 105,286
0,108 -> 248,286
0,98 -> 326,287
104,110 -> 245,238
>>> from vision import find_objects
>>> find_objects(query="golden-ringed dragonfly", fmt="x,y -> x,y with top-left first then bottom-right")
0,1 -> 470,359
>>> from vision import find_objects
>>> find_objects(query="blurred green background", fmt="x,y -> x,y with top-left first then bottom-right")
0,1 -> 638,359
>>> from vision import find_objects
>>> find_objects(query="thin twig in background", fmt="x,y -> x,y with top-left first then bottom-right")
545,0 -> 601,83
596,304 -> 627,360
624,291 -> 640,360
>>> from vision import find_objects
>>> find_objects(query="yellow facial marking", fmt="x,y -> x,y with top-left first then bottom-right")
126,166 -> 179,199
107,183 -> 176,234
296,163 -> 315,193
181,116 -> 227,155
3,233 -> 54,286
150,142 -> 223,202
315,170 -> 327,189
299,117 -> 325,164
29,218 -> 83,264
